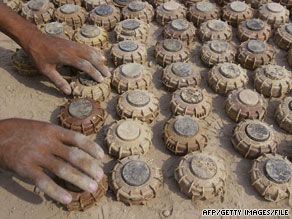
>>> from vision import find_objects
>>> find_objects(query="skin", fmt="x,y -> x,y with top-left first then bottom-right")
0,2 -> 110,204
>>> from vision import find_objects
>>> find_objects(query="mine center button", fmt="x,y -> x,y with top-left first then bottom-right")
265,158 -> 292,183
172,62 -> 192,77
116,120 -> 140,141
207,20 -> 225,31
238,89 -> 259,106
267,2 -> 283,13
127,90 -> 150,107
121,63 -> 142,78
128,1 -> 144,11
68,99 -> 93,119
95,4 -> 113,16
119,40 -> 139,52
80,25 -> 100,38
210,40 -> 228,53
246,19 -> 264,31
196,2 -> 212,12
230,1 -> 247,12
247,40 -> 266,54
173,116 -> 198,137
122,19 -> 140,30
180,88 -> 203,104
219,64 -> 240,79
245,122 -> 270,142
190,154 -> 217,179
122,160 -> 150,186
163,39 -> 182,52
163,1 -> 179,11
28,0 -> 45,11
60,4 -> 77,14
171,19 -> 189,31
45,22 -> 64,35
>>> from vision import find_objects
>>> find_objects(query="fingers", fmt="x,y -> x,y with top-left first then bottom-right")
27,167 -> 72,204
88,50 -> 111,77
69,58 -> 105,83
44,156 -> 99,193
54,144 -> 104,180
56,128 -> 104,159
42,67 -> 71,95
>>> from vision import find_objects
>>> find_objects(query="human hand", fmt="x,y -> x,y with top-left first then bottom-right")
23,31 -> 111,95
0,118 -> 104,204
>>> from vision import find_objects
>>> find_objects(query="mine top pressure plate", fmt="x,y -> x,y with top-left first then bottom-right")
122,160 -> 150,186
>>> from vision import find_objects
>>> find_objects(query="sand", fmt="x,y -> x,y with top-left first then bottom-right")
0,19 -> 292,219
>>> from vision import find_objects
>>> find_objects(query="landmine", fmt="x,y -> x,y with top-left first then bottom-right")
106,118 -> 152,158
116,89 -> 159,123
114,19 -> 149,43
73,24 -> 108,49
175,152 -> 225,200
232,120 -> 278,159
187,1 -> 220,27
163,116 -> 208,155
162,62 -> 201,91
57,175 -> 108,211
52,0 -> 82,7
70,73 -> 111,101
250,153 -> 292,202
198,19 -> 232,42
59,98 -> 105,135
278,0 -> 292,9
222,1 -> 254,27
11,48 -> 40,76
170,87 -> 212,119
110,155 -> 163,205
200,40 -> 236,67
154,39 -> 190,67
82,0 -> 112,11
111,40 -> 147,66
258,2 -> 289,29
21,0 -> 54,25
181,0 -> 201,8
237,18 -> 271,42
207,63 -> 248,96
122,1 -> 154,24
88,4 -> 121,31
38,22 -> 73,40
113,0 -> 137,8
245,0 -> 272,9
274,23 -> 292,50
253,64 -> 292,98
275,96 -> 292,133
225,88 -> 267,122
147,0 -> 169,8
54,4 -> 87,29
155,1 -> 186,26
111,63 -> 152,94
3,0 -> 22,13
215,0 -> 235,6
237,40 -> 275,70
163,19 -> 196,46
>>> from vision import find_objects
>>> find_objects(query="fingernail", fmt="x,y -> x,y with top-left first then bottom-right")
62,87 -> 71,95
98,151 -> 104,159
97,171 -> 103,180
62,194 -> 72,204
89,181 -> 98,192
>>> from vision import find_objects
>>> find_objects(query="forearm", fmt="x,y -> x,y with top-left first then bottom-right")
0,2 -> 40,50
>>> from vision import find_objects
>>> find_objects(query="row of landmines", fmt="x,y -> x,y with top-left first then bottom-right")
6,0 -> 292,212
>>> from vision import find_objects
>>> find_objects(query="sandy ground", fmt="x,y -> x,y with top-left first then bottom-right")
1,16 -> 292,219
